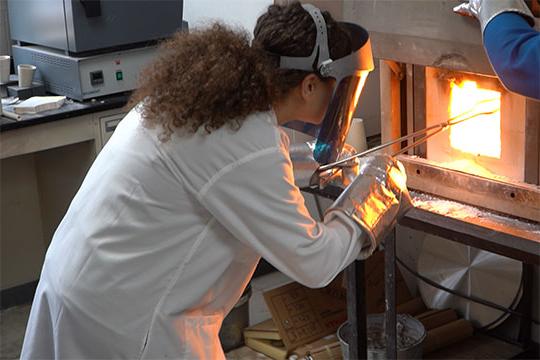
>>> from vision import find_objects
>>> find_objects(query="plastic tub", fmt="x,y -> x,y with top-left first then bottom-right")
337,314 -> 426,359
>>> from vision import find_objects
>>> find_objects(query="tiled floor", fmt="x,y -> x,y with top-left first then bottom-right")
0,304 -> 31,359
0,272 -> 290,359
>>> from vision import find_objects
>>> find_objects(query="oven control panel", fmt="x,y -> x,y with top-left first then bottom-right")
80,46 -> 157,98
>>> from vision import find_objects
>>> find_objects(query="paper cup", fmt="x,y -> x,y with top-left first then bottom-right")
18,64 -> 37,88
346,118 -> 368,153
0,56 -> 10,84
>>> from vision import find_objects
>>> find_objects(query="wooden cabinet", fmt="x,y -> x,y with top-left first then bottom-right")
0,109 -> 125,291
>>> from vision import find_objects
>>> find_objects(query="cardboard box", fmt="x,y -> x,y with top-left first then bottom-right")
264,280 -> 347,350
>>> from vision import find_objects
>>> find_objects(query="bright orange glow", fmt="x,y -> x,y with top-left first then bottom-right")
352,73 -> 368,110
439,159 -> 499,179
388,166 -> 407,191
449,80 -> 501,158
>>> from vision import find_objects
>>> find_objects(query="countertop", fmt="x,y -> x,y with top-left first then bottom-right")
0,93 -> 130,132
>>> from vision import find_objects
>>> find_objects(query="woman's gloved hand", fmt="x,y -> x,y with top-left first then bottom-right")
453,0 -> 535,33
311,143 -> 361,189
289,141 -> 360,189
324,155 -> 412,259
328,143 -> 361,188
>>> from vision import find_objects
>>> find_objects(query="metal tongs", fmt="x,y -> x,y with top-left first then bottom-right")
318,102 -> 499,173
308,100 -> 499,188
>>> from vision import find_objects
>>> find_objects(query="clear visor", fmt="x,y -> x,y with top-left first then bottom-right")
313,70 -> 370,164
312,22 -> 373,164
279,6 -> 374,164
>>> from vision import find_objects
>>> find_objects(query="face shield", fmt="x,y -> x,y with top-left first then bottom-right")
281,4 -> 374,164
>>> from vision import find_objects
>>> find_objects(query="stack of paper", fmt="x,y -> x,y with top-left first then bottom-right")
12,96 -> 66,114
243,319 -> 287,359
244,319 -> 281,340
244,338 -> 287,360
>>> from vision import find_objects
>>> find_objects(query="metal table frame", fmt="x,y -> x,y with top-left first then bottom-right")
304,186 -> 540,359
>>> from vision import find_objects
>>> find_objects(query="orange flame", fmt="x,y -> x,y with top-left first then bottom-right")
449,80 -> 501,158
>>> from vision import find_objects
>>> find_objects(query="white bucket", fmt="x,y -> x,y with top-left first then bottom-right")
345,118 -> 368,153
337,314 -> 426,359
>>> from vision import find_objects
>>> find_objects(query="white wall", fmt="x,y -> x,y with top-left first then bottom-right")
183,0 -> 273,35
355,64 -> 381,137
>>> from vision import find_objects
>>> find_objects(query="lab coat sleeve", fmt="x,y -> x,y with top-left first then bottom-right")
484,12 -> 540,100
198,147 -> 364,288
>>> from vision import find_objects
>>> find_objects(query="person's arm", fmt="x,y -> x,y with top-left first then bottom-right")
454,0 -> 539,99
198,146 -> 364,288
483,12 -> 540,100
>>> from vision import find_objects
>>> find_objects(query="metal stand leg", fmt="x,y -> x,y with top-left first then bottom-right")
385,229 -> 398,359
346,260 -> 368,359
518,263 -> 533,347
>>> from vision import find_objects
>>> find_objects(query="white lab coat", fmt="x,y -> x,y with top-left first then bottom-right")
20,109 -> 363,359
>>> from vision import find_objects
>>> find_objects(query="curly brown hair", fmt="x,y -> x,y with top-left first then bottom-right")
129,2 -> 352,139
253,2 -> 351,98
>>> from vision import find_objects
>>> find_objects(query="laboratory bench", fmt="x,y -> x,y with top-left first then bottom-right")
0,93 -> 130,132
0,94 -> 130,307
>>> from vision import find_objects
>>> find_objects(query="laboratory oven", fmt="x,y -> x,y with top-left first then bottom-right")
7,0 -> 185,100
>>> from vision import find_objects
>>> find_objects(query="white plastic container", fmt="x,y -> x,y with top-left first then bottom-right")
337,314 -> 426,359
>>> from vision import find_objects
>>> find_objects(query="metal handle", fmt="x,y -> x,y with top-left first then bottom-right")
80,0 -> 102,18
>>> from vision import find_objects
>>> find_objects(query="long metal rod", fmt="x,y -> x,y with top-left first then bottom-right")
318,106 -> 498,172
518,264 -> 533,346
318,125 -> 444,171
392,126 -> 446,156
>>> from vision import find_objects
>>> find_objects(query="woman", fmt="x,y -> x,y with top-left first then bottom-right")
20,3 -> 408,359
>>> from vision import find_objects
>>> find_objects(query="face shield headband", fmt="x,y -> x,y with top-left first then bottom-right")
281,4 -> 374,164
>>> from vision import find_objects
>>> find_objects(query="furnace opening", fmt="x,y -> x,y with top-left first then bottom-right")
425,68 -> 525,182
449,80 -> 501,159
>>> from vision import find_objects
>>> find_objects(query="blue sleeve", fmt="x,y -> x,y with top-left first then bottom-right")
483,13 -> 540,100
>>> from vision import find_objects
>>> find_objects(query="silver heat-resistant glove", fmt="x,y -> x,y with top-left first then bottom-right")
289,141 -> 359,189
454,0 -> 535,34
324,155 -> 412,260
319,143 -> 360,189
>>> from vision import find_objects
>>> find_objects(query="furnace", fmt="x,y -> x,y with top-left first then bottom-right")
339,0 -> 540,357
341,0 -> 540,219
